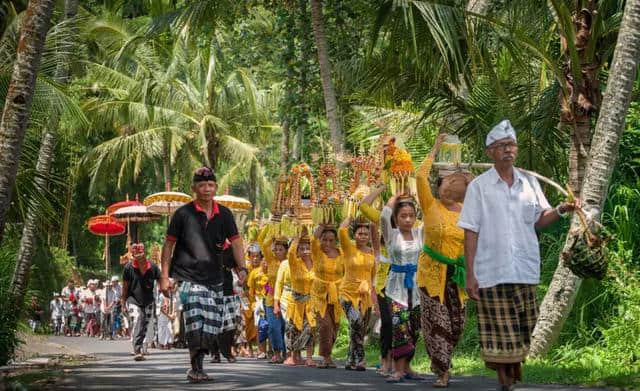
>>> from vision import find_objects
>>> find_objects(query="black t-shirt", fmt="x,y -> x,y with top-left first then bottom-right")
123,262 -> 160,307
166,202 -> 239,285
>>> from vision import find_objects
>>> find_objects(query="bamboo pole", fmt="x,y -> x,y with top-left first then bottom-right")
431,162 -> 569,197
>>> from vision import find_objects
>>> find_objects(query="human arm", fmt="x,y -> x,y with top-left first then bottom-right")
120,279 -> 129,313
231,237 -> 247,284
535,200 -> 582,230
416,134 -> 445,212
338,219 -> 356,259
360,183 -> 386,209
160,240 -> 175,297
273,262 -> 287,317
463,230 -> 480,301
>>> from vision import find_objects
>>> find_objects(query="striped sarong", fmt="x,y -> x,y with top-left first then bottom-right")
179,281 -> 224,351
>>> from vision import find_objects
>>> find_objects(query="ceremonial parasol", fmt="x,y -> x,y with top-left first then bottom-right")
106,199 -> 142,215
214,195 -> 252,212
87,215 -> 126,274
112,205 -> 161,242
143,191 -> 192,215
215,194 -> 252,230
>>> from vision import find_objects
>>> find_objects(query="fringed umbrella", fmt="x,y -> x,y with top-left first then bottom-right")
143,191 -> 192,215
88,215 -> 126,274
214,195 -> 252,212
112,205 -> 161,242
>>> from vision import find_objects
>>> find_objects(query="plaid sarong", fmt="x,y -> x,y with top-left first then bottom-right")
477,284 -> 538,364
179,281 -> 224,351
221,295 -> 242,332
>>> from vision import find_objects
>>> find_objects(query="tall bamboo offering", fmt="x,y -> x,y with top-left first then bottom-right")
343,150 -> 383,218
312,163 -> 344,226
270,174 -> 289,222
385,137 -> 416,196
287,163 -> 316,226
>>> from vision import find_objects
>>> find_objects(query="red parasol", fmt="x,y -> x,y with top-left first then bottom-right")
88,215 -> 126,236
87,215 -> 126,275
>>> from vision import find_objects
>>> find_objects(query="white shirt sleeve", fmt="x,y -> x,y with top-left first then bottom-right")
530,176 -> 552,221
379,206 -> 395,245
458,180 -> 482,233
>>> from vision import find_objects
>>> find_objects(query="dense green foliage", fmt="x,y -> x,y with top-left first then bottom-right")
0,1 -> 639,385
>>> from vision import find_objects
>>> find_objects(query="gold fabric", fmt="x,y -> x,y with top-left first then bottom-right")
287,241 -> 316,330
310,237 -> 344,321
258,226 -> 282,307
416,156 -> 466,305
359,203 -> 391,296
338,227 -> 376,313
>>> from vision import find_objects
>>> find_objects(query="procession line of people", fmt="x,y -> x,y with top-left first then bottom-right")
39,121 -> 581,391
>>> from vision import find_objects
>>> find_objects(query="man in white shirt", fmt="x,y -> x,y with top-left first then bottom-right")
61,279 -> 77,336
458,120 -> 580,391
50,293 -> 64,336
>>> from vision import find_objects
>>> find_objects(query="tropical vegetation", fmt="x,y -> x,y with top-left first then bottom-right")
0,0 -> 639,386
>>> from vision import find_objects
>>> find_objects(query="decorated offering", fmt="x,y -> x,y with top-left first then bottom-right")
312,163 -> 344,226
437,134 -> 462,164
287,163 -> 316,225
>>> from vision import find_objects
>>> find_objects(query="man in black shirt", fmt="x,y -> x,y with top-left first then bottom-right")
121,242 -> 160,361
160,167 -> 246,383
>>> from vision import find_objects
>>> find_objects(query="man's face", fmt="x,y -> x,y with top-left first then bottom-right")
487,137 -> 518,165
192,181 -> 217,202
68,282 -> 74,289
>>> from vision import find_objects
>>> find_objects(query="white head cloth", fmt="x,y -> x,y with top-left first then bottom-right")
486,119 -> 517,147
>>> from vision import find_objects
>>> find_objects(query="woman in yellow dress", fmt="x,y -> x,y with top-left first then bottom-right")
257,226 -> 288,363
338,217 -> 378,371
416,134 -> 473,387
274,247 -> 293,364
246,255 -> 270,359
282,230 -> 316,367
311,225 -> 344,368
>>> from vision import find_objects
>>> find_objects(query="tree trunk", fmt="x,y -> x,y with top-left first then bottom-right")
9,131 -> 55,308
310,0 -> 345,158
281,119 -> 290,172
530,0 -> 640,357
10,0 -> 78,315
163,136 -> 171,191
531,0 -> 602,353
0,0 -> 55,245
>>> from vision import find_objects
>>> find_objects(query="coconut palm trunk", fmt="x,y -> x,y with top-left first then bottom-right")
10,0 -> 78,312
0,0 -> 55,245
530,0 -> 603,354
530,0 -> 640,357
310,0 -> 345,158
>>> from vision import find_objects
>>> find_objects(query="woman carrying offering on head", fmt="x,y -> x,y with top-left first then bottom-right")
311,225 -> 344,369
417,133 -> 473,388
338,217 -> 379,371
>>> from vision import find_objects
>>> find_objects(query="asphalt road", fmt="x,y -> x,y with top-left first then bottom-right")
50,336 -> 609,391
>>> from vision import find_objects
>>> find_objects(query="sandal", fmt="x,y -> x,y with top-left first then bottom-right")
210,356 -> 221,363
386,374 -> 404,383
433,373 -> 450,388
305,359 -> 317,367
345,364 -> 355,371
257,353 -> 267,359
198,371 -> 213,382
317,362 -> 329,369
355,365 -> 366,371
404,372 -> 426,381
187,370 -> 201,384
227,356 -> 237,363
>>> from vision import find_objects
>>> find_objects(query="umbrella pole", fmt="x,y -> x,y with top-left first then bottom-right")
105,235 -> 110,275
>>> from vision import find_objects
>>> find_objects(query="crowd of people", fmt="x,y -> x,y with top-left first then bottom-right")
42,121 -> 580,390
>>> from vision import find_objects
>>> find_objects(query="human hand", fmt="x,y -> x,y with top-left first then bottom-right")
159,277 -> 171,298
273,302 -> 281,318
465,274 -> 480,301
560,198 -> 582,214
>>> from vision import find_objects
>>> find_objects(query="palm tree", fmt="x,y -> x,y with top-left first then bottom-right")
530,0 -> 640,357
81,17 -> 278,199
310,0 -> 345,158
0,0 -> 55,245
9,0 -> 79,315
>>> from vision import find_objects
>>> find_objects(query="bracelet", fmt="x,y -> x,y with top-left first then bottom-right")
555,205 -> 568,217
